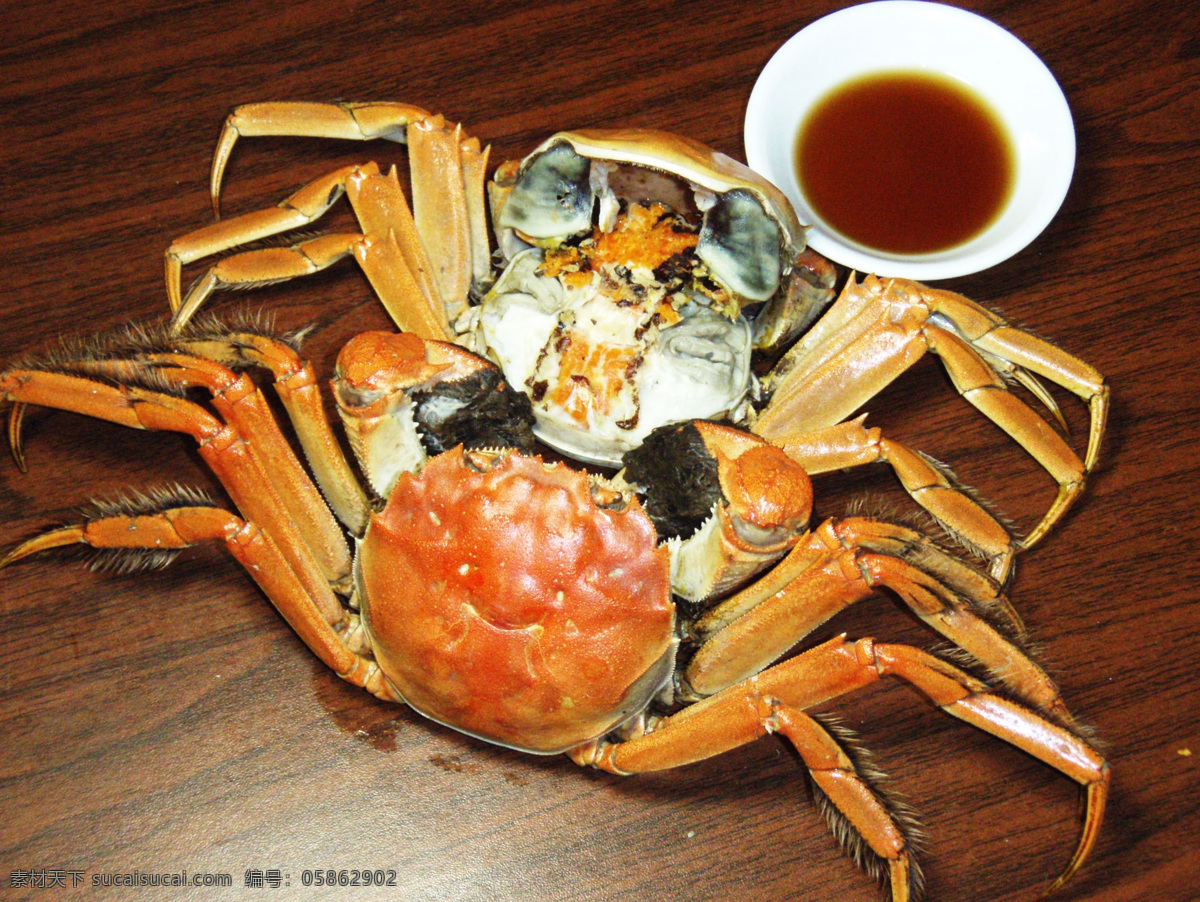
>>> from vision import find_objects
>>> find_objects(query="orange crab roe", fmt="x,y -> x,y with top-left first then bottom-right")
591,202 -> 699,270
540,202 -> 699,281
546,335 -> 638,424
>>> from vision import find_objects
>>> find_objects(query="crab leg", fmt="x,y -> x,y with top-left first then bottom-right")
343,162 -> 451,334
202,101 -> 491,322
406,116 -> 486,319
601,701 -> 924,902
0,370 -> 343,622
755,274 -> 1107,551
771,415 -> 1017,583
754,287 -> 932,437
573,634 -> 1109,899
756,272 -> 909,417
694,517 -> 1019,637
167,164 -> 361,313
918,283 -> 1108,475
166,163 -> 453,340
0,503 -> 397,703
172,328 -> 373,534
773,710 -> 920,901
171,233 -> 365,328
921,324 -> 1089,550
683,517 -> 1064,720
210,101 -> 432,216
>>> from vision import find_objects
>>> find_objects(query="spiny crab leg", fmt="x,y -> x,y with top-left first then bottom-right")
0,367 -> 344,619
924,282 -> 1109,476
682,516 -> 1065,721
771,415 -> 1017,584
624,420 -> 1053,715
694,516 -> 1022,639
0,500 -> 397,703
755,275 -> 1109,551
573,634 -> 1109,902
62,348 -> 354,589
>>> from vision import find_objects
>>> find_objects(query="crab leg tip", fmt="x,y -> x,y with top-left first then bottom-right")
1042,765 -> 1110,896
0,526 -> 85,570
7,402 -> 29,473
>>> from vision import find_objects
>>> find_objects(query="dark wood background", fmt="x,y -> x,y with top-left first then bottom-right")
2,1 -> 1197,900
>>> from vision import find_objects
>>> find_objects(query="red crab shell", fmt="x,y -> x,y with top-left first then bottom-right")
358,446 -> 676,753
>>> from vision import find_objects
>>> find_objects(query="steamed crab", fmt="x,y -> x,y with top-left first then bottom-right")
1,323 -> 1107,902
161,102 -> 1109,582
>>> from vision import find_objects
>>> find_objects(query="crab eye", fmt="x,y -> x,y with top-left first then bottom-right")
697,189 -> 783,302
498,142 -> 594,240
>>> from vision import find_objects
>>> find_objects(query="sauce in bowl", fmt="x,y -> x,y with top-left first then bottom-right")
795,71 -> 1015,255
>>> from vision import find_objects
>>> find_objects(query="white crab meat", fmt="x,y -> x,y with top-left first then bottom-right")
479,224 -> 751,466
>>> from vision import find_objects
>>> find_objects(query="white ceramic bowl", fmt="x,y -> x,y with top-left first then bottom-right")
744,0 -> 1075,280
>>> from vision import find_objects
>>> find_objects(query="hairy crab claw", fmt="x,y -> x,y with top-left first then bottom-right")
2,325 -> 1108,902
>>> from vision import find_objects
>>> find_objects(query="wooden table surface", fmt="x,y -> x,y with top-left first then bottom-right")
2,1 -> 1197,900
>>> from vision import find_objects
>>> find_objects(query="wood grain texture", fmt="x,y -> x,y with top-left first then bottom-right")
1,1 -> 1198,900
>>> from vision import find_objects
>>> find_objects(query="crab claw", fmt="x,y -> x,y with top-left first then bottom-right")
623,420 -> 812,603
332,332 -> 536,498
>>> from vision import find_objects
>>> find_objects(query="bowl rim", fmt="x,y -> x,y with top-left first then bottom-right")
744,0 -> 1075,280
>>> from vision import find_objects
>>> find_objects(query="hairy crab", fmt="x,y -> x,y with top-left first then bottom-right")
1,104 -> 1113,901
161,102 -> 1109,582
1,324 -> 1107,902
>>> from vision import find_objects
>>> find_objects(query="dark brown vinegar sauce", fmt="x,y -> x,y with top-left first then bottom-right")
796,71 -> 1016,255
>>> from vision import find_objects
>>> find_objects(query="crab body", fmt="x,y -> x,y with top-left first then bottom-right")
474,127 -> 827,464
359,445 -> 675,753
